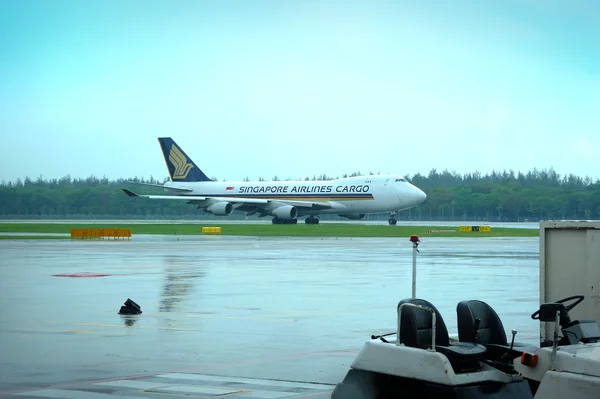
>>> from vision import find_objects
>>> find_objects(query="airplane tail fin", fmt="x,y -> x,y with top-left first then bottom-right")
157,137 -> 213,182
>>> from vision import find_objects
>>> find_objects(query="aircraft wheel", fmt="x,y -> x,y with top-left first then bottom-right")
388,218 -> 397,225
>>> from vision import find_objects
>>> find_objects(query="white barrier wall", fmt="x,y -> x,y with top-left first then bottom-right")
539,221 -> 600,342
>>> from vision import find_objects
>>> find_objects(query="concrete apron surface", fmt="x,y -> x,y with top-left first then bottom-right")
0,235 -> 539,398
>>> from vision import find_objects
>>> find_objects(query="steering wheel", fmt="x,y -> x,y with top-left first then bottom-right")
531,295 -> 585,320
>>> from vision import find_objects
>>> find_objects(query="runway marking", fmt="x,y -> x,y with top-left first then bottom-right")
224,305 -> 389,312
156,373 -> 336,390
218,305 -> 391,317
93,380 -> 171,390
12,374 -> 334,399
0,349 -> 356,396
3,328 -> 126,336
144,385 -> 249,397
94,374 -> 332,398
179,313 -> 296,322
172,304 -> 392,320
3,328 -> 68,334
10,332 -> 130,339
74,323 -> 196,331
6,314 -> 299,339
13,389 -> 141,399
291,393 -> 334,399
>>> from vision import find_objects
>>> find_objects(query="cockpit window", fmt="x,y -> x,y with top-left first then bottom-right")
395,178 -> 407,182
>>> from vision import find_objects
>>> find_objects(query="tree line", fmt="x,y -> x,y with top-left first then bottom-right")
0,168 -> 599,221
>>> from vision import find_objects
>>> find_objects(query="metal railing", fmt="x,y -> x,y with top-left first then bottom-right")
397,302 -> 437,351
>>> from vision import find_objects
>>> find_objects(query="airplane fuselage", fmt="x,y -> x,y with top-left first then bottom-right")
162,174 -> 426,217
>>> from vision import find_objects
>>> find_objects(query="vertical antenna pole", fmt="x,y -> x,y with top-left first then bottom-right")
409,236 -> 420,299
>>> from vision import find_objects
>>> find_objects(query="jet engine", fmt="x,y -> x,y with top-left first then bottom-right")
339,213 -> 366,220
271,205 -> 298,220
205,202 -> 233,216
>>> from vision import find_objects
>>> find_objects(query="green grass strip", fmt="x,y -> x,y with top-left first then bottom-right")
0,223 -> 539,238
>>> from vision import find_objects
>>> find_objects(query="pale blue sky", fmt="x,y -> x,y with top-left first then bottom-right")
1,0 -> 599,183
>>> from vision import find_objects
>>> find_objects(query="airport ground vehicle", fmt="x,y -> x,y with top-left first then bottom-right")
331,294 -> 600,398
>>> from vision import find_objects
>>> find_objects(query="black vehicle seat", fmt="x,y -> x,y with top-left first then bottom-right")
457,300 -> 507,345
457,300 -> 536,360
398,298 -> 486,373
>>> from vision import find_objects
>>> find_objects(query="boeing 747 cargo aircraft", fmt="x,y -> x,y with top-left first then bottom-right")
121,138 -> 427,225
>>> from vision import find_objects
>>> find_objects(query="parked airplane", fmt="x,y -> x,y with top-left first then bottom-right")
121,137 -> 427,225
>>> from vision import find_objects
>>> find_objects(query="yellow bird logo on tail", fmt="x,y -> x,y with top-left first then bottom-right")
169,144 -> 194,179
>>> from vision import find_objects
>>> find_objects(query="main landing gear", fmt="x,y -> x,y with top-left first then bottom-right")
271,217 -> 298,224
305,216 -> 320,225
270,216 -> 320,224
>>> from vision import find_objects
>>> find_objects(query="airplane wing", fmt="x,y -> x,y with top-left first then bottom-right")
121,189 -> 333,210
125,181 -> 194,193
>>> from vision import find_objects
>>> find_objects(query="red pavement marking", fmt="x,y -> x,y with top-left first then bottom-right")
52,273 -> 112,277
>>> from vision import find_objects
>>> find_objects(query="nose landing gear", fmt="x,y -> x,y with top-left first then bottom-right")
388,211 -> 398,225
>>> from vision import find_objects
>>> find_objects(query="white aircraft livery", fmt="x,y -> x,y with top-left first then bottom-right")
121,137 -> 427,225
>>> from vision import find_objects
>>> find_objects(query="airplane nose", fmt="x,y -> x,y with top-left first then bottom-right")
414,187 -> 427,204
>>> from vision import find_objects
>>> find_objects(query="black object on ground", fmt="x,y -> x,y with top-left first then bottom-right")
118,298 -> 142,315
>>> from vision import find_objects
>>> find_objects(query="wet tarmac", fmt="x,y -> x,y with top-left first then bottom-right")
0,235 -> 540,398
